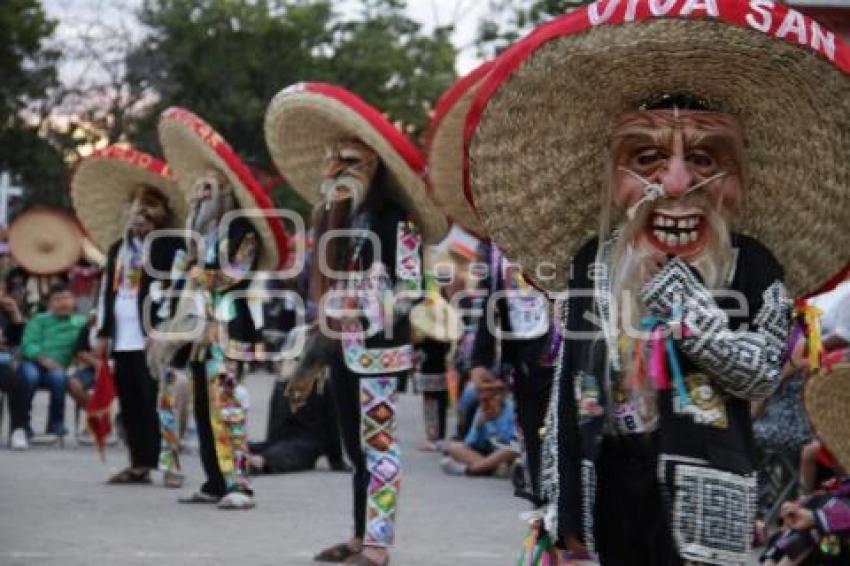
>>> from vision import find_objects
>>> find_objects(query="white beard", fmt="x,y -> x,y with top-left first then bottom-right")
608,205 -> 735,340
320,175 -> 365,211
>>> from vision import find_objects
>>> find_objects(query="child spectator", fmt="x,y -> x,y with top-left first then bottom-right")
17,284 -> 85,438
441,381 -> 519,477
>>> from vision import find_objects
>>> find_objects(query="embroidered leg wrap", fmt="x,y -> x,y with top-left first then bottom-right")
157,369 -> 181,472
206,352 -> 251,493
360,376 -> 400,547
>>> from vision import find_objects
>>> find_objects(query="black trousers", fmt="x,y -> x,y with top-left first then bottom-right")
249,438 -> 320,473
113,351 -> 160,469
191,361 -> 228,497
0,362 -> 28,432
593,435 -> 682,566
513,366 -> 553,502
328,356 -> 371,540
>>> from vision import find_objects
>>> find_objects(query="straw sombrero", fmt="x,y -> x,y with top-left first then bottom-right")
81,237 -> 106,267
410,294 -> 462,343
465,0 -> 850,294
426,62 -> 494,237
71,146 -> 187,251
264,82 -> 448,244
158,107 -> 288,271
805,362 -> 850,470
9,208 -> 82,275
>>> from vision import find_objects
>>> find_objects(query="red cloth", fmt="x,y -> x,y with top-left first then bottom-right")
86,357 -> 115,458
818,446 -> 838,470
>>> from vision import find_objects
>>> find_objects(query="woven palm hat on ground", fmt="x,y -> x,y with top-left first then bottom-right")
158,107 -> 288,271
465,0 -> 850,294
426,62 -> 494,237
9,208 -> 82,275
410,293 -> 463,343
805,362 -> 850,471
264,82 -> 448,244
71,146 -> 187,251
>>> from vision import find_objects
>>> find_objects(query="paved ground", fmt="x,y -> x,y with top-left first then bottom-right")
0,372 -> 766,565
0,373 -> 526,566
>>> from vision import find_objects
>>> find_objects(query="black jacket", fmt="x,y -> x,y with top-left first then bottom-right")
551,234 -> 785,547
98,234 -> 185,341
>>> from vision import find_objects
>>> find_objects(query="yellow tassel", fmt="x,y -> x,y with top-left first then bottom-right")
803,304 -> 824,371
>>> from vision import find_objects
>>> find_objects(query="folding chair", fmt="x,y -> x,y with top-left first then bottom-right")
757,448 -> 800,528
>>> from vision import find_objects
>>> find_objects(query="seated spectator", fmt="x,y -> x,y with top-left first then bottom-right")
441,381 -> 519,477
0,280 -> 27,449
248,378 -> 345,474
18,284 -> 85,437
761,459 -> 848,565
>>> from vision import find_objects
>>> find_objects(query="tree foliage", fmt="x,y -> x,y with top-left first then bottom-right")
0,0 -> 66,209
129,0 -> 457,215
476,0 -> 594,57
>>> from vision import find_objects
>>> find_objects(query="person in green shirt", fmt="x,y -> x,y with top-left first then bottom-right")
18,284 -> 85,436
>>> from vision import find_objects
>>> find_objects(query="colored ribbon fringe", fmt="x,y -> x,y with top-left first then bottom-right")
640,316 -> 692,407
517,527 -> 558,566
793,301 -> 824,371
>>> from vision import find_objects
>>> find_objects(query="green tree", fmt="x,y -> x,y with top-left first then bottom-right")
0,0 -> 66,209
476,0 -> 594,57
129,0 -> 456,217
331,0 -> 456,139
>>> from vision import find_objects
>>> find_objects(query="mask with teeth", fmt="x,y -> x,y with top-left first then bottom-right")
608,109 -> 745,261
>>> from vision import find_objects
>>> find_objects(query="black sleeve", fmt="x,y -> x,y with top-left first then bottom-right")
74,326 -> 91,354
470,260 -> 498,370
553,239 -> 599,546
97,242 -> 120,339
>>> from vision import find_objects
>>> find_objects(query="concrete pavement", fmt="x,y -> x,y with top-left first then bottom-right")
0,373 -> 526,566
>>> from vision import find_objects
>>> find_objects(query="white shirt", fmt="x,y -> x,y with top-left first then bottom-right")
113,290 -> 145,351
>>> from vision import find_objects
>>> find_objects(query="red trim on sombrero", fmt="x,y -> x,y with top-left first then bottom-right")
425,61 -> 494,157
804,264 -> 850,299
424,62 -> 494,235
88,145 -> 174,180
297,82 -> 427,177
161,107 -> 289,270
462,0 -> 850,209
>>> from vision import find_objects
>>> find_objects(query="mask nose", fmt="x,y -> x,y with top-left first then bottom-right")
323,161 -> 345,180
657,156 -> 694,197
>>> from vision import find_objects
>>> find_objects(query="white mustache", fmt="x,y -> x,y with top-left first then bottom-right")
320,176 -> 364,210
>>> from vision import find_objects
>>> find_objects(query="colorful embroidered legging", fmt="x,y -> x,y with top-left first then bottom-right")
190,352 -> 251,496
330,361 -> 401,547
157,368 -> 185,473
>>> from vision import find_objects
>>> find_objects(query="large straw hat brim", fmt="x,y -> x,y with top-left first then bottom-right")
81,237 -> 106,267
426,62 -> 494,237
9,208 -> 82,275
265,83 -> 448,244
467,5 -> 850,294
804,363 -> 850,471
410,295 -> 462,343
159,107 -> 288,271
71,146 -> 186,251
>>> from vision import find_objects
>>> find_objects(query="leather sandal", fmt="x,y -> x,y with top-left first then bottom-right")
106,468 -> 151,485
177,491 -> 220,504
163,471 -> 185,489
314,541 -> 361,563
